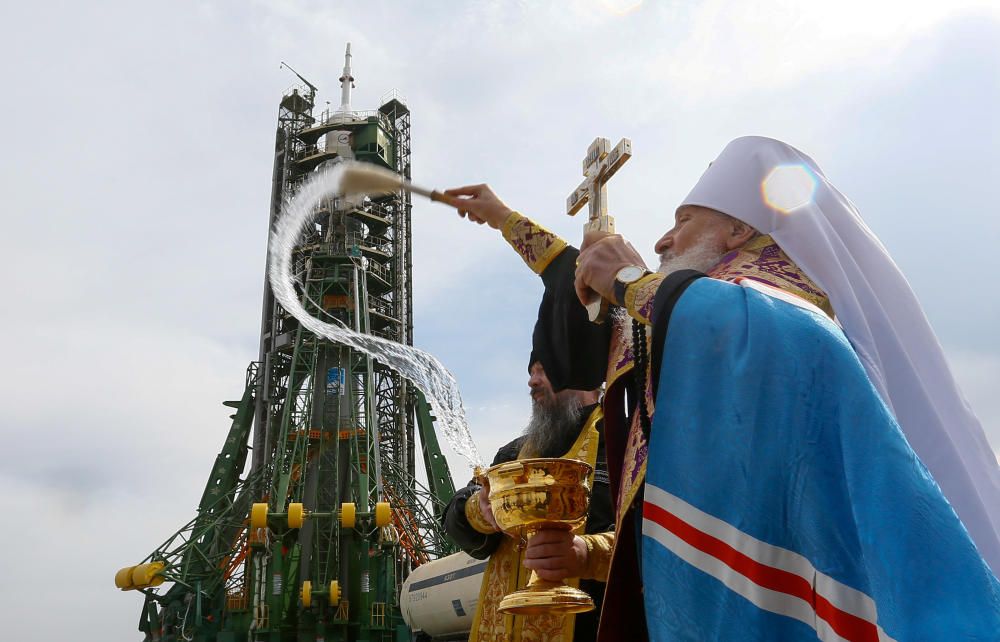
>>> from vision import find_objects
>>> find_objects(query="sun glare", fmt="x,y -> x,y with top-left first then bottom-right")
762,164 -> 818,214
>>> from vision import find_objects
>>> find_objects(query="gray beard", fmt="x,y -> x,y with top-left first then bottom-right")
658,239 -> 725,276
522,394 -> 584,458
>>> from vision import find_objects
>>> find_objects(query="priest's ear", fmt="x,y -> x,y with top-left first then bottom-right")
724,217 -> 759,251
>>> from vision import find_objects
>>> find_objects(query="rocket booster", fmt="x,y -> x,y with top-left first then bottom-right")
337,43 -> 354,113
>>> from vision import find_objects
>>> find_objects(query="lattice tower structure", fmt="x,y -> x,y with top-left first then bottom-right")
240,82 -> 456,641
121,74 -> 457,641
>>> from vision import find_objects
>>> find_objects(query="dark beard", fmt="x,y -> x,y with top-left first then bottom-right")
522,394 -> 584,458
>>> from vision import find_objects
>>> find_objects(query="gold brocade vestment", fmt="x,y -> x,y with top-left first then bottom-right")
468,407 -> 603,642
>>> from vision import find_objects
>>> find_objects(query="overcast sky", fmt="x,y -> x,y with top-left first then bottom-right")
2,1 -> 999,640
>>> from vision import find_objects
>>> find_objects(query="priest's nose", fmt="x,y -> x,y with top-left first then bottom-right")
655,231 -> 673,255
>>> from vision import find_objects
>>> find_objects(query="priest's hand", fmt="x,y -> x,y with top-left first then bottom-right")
575,231 -> 648,306
522,528 -> 588,581
443,184 -> 515,230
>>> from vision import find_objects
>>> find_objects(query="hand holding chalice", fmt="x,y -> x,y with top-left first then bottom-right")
483,457 -> 595,615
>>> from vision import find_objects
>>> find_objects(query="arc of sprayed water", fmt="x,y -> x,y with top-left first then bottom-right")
268,164 -> 484,470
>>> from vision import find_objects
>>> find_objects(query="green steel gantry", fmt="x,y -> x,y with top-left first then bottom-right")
117,49 -> 458,642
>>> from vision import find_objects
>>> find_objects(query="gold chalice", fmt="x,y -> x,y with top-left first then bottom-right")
484,457 -> 595,615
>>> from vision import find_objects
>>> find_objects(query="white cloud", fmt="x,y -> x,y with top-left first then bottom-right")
0,317 -> 248,640
0,477 -> 185,641
636,0 -> 1000,101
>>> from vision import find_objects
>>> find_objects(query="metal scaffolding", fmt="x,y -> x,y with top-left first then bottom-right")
120,47 -> 457,642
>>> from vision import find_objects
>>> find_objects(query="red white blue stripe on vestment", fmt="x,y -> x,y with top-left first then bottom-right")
642,484 -> 894,642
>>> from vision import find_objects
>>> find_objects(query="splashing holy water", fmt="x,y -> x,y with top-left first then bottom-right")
268,163 -> 483,470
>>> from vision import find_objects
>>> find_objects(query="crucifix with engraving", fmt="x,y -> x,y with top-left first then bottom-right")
566,136 -> 632,322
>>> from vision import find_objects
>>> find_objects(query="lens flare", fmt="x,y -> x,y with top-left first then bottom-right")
762,164 -> 817,214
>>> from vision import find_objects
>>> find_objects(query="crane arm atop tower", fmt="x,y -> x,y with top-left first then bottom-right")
279,61 -> 318,98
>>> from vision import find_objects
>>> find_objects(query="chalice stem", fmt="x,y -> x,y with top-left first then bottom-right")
525,571 -> 563,593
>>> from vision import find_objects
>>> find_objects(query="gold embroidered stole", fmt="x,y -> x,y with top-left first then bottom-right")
710,235 -> 832,316
605,317 -> 652,530
469,406 -> 603,642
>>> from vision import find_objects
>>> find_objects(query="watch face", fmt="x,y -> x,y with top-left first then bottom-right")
617,265 -> 645,283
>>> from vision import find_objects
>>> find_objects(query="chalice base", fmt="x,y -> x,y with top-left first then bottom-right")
497,578 -> 595,615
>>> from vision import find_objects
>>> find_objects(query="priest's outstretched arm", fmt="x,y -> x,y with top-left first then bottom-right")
444,184 -> 612,391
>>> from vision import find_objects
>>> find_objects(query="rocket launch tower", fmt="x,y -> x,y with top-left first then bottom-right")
116,45 -> 459,642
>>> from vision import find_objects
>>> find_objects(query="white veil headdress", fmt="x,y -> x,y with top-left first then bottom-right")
681,136 -> 1000,576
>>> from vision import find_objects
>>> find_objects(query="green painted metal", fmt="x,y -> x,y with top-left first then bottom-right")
353,122 -> 395,168
415,390 -> 457,523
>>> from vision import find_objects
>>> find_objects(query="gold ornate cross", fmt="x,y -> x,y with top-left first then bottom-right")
566,137 -> 632,321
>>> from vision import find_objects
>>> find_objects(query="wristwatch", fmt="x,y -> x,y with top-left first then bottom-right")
613,265 -> 650,306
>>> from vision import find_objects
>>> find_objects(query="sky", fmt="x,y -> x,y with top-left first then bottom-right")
1,1 -> 999,639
